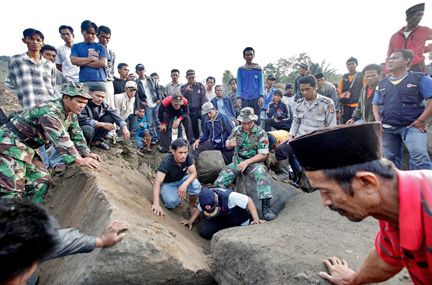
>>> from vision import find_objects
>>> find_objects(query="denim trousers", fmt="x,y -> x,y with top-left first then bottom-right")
382,126 -> 432,170
160,175 -> 201,208
145,105 -> 160,142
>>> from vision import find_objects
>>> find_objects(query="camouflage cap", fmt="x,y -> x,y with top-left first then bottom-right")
61,82 -> 92,99
237,107 -> 258,123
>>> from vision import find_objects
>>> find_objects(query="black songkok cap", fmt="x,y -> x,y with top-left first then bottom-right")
290,122 -> 382,171
406,3 -> 425,17
346,57 -> 358,65
314,73 -> 324,79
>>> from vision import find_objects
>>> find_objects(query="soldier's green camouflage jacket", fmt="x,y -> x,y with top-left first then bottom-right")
0,98 -> 90,165
229,124 -> 269,163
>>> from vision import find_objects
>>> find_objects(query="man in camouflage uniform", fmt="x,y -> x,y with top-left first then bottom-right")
0,83 -> 101,203
214,107 -> 276,220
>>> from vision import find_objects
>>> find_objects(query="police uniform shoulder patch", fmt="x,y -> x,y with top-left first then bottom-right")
296,98 -> 304,103
328,104 -> 335,113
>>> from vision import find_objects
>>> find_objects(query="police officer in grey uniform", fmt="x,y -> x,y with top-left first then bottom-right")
274,75 -> 336,186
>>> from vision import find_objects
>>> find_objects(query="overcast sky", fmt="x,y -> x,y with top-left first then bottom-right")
1,0 -> 431,85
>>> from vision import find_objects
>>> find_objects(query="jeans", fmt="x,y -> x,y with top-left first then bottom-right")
242,97 -> 261,125
39,146 -> 63,169
160,175 -> 201,208
382,126 -> 432,170
145,105 -> 161,142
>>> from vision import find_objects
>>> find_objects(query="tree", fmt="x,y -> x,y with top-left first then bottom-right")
222,70 -> 234,95
263,53 -> 342,86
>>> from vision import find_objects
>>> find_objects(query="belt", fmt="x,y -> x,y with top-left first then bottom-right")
343,103 -> 358,107
5,122 -> 43,149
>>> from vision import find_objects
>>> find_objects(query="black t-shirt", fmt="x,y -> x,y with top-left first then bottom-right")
158,153 -> 193,183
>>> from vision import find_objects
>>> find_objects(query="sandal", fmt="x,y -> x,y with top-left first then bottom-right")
95,141 -> 110,150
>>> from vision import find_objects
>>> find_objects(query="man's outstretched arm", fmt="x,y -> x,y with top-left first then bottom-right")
320,247 -> 403,284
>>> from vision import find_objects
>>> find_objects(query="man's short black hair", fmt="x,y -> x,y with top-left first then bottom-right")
171,69 -> 180,74
98,25 -> 111,36
40,45 -> 57,55
362,64 -> 382,76
58,25 -> 74,35
229,78 -> 237,84
0,199 -> 60,283
393,49 -> 414,66
299,75 -> 317,87
117,63 -> 128,69
215,84 -> 223,90
171,138 -> 189,150
80,20 -> 98,33
206,76 -> 216,83
243,47 -> 254,57
23,28 -> 44,41
322,159 -> 397,196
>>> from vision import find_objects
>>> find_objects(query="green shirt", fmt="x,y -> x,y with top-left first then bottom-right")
228,125 -> 269,160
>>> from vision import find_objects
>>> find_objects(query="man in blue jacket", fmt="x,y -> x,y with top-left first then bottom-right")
236,47 -> 264,125
261,75 -> 275,124
211,85 -> 236,122
264,89 -> 293,132
192,102 -> 235,165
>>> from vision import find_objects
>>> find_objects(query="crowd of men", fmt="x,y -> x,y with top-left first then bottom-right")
1,2 -> 432,284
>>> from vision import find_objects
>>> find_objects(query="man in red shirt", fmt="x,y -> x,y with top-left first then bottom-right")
290,122 -> 432,284
386,3 -> 432,73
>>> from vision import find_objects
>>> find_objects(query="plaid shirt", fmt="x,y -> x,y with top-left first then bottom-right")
4,53 -> 57,109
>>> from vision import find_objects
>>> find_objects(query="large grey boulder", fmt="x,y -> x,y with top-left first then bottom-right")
195,150 -> 226,184
38,147 -> 214,284
210,191 -> 410,284
236,173 -> 302,219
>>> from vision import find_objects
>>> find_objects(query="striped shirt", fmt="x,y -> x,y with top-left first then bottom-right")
375,170 -> 432,285
4,53 -> 57,109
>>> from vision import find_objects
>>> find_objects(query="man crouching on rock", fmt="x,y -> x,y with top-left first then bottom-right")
151,138 -> 201,216
180,187 -> 265,239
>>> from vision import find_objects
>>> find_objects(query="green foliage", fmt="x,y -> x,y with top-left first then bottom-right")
263,53 -> 342,86
0,56 -> 10,84
222,70 -> 234,95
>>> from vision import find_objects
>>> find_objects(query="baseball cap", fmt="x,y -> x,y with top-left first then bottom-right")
267,75 -> 276,81
172,94 -> 184,105
199,188 -> 220,219
186,70 -> 196,78
135,64 -> 145,71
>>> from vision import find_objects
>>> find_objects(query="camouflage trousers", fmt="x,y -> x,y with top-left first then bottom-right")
214,161 -> 272,200
0,153 -> 52,204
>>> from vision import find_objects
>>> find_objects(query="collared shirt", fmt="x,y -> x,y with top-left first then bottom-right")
216,98 -> 228,117
290,94 -> 337,138
180,81 -> 208,110
317,81 -> 339,111
0,98 -> 89,164
113,92 -> 136,120
375,170 -> 432,285
158,153 -> 194,183
165,82 -> 183,97
228,90 -> 241,116
206,90 -> 216,102
5,53 -> 57,109
228,125 -> 269,161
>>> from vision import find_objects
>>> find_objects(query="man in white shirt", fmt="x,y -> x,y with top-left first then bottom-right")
114,81 -> 138,138
55,25 -> 79,82
165,69 -> 182,97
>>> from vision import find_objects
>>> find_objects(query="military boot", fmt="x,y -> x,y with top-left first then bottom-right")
273,159 -> 292,183
262,198 -> 276,221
